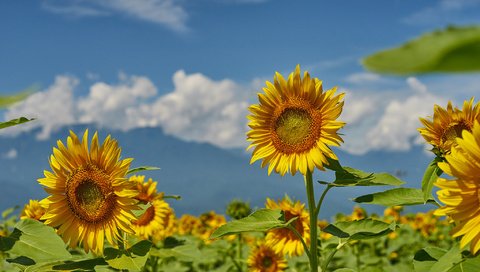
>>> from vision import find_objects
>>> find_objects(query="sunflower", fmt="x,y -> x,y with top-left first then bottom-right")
130,175 -> 161,203
247,65 -> 345,176
265,197 -> 310,256
177,214 -> 203,236
132,199 -> 170,239
39,130 -> 138,255
20,199 -> 47,221
418,98 -> 480,155
434,121 -> 480,253
247,242 -> 288,272
152,205 -> 177,242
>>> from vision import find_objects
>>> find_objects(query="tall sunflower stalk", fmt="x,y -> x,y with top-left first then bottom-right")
247,65 -> 345,271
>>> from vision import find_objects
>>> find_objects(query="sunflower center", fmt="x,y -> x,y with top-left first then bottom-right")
442,122 -> 471,143
66,164 -> 116,223
275,108 -> 312,145
76,181 -> 104,214
135,206 -> 155,226
262,256 -> 273,268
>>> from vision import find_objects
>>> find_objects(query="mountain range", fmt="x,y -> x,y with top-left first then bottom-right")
0,125 -> 436,219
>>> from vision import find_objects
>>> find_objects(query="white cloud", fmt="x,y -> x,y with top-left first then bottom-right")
403,0 -> 480,25
2,71 -> 249,148
345,72 -> 381,84
340,77 -> 448,154
1,75 -> 78,140
42,0 -> 188,32
78,73 -> 157,129
128,70 -> 249,147
2,149 -> 18,160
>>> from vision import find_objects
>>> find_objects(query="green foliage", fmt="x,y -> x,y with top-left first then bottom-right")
363,25 -> 480,74
104,240 -> 152,271
210,209 -> 296,239
323,219 -> 396,241
0,117 -> 34,130
422,157 -> 444,202
7,219 -> 72,263
323,158 -> 404,187
354,188 -> 438,206
412,246 -> 480,272
0,89 -> 34,109
127,166 -> 161,175
225,199 -> 251,220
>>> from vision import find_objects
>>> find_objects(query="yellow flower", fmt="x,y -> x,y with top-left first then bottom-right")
177,214 -> 203,236
435,121 -> 480,253
39,130 -> 138,255
130,175 -> 161,203
247,65 -> 345,176
247,242 -> 288,272
418,98 -> 480,155
318,220 -> 332,240
152,205 -> 177,242
20,199 -> 47,221
132,199 -> 171,240
265,197 -> 310,256
349,206 -> 366,221
384,206 -> 403,222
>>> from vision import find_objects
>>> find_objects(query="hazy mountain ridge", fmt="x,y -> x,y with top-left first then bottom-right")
0,125 -> 434,218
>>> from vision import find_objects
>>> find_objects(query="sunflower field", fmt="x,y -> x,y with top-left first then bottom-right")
1,26 -> 480,272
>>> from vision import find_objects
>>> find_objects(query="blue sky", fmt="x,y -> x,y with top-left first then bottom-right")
1,0 -> 480,155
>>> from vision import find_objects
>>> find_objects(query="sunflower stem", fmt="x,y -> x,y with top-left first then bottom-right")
287,224 -> 311,259
237,234 -> 243,272
305,169 -> 318,272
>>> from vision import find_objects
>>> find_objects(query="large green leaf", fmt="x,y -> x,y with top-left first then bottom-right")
104,240 -> 152,272
363,25 -> 480,74
413,246 -> 471,272
422,157 -> 443,202
353,188 -> 437,206
323,219 -> 396,241
324,159 -> 404,187
150,244 -> 203,262
210,209 -> 296,239
7,219 -> 72,263
0,117 -> 34,130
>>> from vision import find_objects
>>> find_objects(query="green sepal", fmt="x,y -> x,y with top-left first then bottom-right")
421,157 -> 444,202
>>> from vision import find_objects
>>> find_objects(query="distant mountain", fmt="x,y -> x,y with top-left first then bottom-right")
0,125 -> 435,219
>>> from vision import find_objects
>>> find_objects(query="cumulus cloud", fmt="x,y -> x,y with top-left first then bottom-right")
42,0 -> 188,32
2,75 -> 78,140
2,71 -> 249,148
340,77 -> 448,154
2,149 -> 18,160
127,70 -> 249,147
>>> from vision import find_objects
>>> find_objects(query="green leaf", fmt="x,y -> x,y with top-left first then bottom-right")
323,219 -> 396,241
353,188 -> 437,207
8,219 -> 72,263
330,166 -> 404,187
2,206 -> 19,219
430,246 -> 463,272
0,88 -> 35,109
104,240 -> 152,272
422,157 -> 443,202
0,117 -> 35,130
150,244 -> 203,262
210,209 -> 296,239
363,25 -> 480,74
413,246 -> 466,272
51,258 -> 108,271
127,166 -> 160,175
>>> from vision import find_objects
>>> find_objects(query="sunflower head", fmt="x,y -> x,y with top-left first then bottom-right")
418,98 -> 479,156
39,130 -> 138,255
434,121 -> 480,253
20,199 -> 47,221
247,242 -> 288,272
247,65 -> 345,176
130,175 -> 162,203
226,199 -> 252,220
132,199 -> 171,240
265,196 -> 310,256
